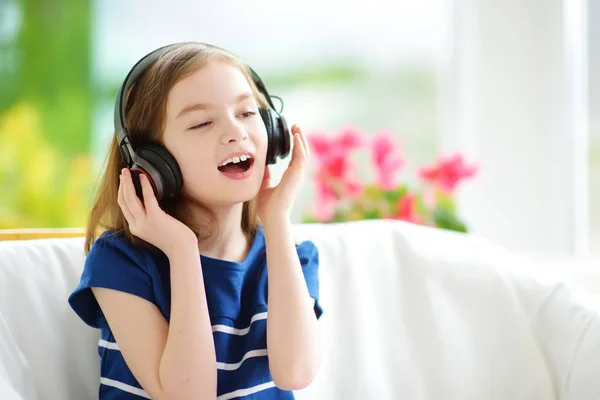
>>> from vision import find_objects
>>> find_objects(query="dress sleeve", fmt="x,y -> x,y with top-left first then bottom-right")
68,232 -> 155,328
296,240 -> 323,319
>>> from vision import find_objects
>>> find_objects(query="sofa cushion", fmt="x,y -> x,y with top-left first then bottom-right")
0,237 -> 99,399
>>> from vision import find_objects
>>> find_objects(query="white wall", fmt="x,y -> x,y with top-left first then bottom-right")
441,0 -> 589,257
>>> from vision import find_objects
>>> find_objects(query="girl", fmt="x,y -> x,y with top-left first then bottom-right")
68,42 -> 323,400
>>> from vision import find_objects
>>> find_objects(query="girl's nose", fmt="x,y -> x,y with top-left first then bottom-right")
220,118 -> 248,144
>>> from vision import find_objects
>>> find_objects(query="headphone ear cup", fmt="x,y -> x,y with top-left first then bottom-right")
274,113 -> 291,161
134,144 -> 183,202
261,108 -> 291,165
260,106 -> 274,135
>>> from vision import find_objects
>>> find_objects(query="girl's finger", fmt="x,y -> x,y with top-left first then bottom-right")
299,128 -> 310,158
291,123 -> 301,135
122,169 -> 146,220
118,172 -> 136,223
288,132 -> 302,169
283,133 -> 306,189
293,132 -> 307,169
140,174 -> 160,215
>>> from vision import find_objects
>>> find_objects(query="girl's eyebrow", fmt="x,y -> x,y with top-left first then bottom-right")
176,92 -> 254,119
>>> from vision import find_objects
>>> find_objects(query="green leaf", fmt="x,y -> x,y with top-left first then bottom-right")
332,208 -> 350,223
435,191 -> 456,213
363,184 -> 382,199
301,214 -> 321,224
432,208 -> 468,233
363,208 -> 383,220
382,185 -> 408,204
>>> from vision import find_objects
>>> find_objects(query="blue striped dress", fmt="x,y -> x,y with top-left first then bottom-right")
68,226 -> 322,399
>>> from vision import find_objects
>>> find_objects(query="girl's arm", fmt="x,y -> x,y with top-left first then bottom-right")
93,170 -> 217,400
92,246 -> 217,400
263,217 -> 323,390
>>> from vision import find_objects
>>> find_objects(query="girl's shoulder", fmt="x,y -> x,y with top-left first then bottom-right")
69,230 -> 160,328
88,230 -> 157,269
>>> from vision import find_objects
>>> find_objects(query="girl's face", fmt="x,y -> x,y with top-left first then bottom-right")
162,60 -> 268,207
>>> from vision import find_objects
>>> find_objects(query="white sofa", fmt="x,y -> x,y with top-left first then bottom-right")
1,220 -> 600,400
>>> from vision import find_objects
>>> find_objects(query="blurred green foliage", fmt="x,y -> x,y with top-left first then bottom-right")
262,63 -> 366,88
0,102 -> 94,228
0,0 -> 94,228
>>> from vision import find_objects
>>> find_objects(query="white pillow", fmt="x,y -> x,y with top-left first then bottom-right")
0,313 -> 39,400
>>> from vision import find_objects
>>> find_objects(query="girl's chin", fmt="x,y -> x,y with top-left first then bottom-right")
184,186 -> 261,207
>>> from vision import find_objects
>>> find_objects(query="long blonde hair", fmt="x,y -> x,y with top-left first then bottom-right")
85,43 -> 266,253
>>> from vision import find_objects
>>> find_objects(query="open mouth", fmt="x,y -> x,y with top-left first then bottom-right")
218,154 -> 254,178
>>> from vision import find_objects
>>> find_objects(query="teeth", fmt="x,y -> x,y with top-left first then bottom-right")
219,154 -> 252,167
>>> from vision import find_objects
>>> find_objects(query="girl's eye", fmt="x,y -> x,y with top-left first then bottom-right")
189,121 -> 211,130
189,111 -> 256,129
240,111 -> 257,118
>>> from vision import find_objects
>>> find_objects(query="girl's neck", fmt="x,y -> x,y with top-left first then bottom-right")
194,202 -> 251,263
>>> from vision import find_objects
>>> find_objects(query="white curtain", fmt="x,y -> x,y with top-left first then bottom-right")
440,0 -> 589,258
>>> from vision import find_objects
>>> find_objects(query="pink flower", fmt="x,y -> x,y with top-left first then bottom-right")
305,132 -> 332,156
338,127 -> 368,150
322,154 -> 350,180
308,127 -> 366,167
306,128 -> 368,220
345,180 -> 364,198
391,192 -> 421,224
313,178 -> 338,221
422,186 -> 437,208
311,173 -> 362,222
370,131 -> 406,190
313,200 -> 337,222
418,153 -> 478,193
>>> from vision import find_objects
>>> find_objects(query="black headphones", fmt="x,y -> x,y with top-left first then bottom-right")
114,42 -> 291,203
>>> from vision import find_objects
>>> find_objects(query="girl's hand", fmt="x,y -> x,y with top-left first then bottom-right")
118,168 -> 198,258
257,124 -> 309,226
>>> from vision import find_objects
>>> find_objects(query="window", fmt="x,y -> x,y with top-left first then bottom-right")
589,0 -> 600,260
